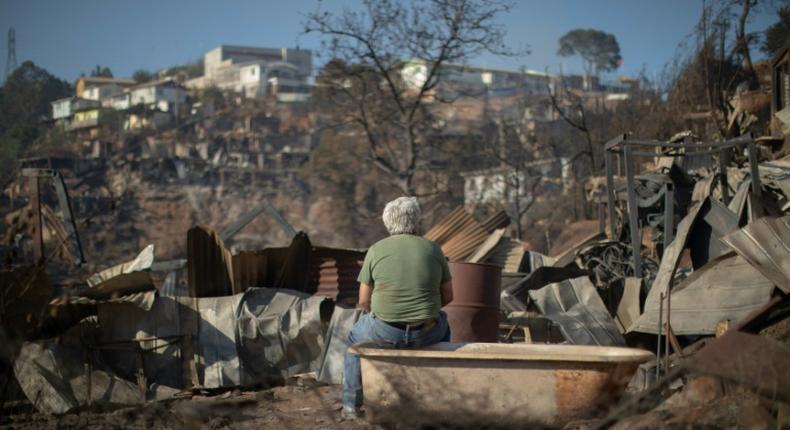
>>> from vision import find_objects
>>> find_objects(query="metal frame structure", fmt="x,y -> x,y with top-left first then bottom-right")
603,133 -> 761,278
21,168 -> 86,266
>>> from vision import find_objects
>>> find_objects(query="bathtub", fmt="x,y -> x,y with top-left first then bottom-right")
352,342 -> 653,428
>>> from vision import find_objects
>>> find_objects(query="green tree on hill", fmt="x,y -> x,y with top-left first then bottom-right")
0,61 -> 72,184
557,29 -> 622,77
90,65 -> 113,78
132,69 -> 154,84
762,6 -> 790,56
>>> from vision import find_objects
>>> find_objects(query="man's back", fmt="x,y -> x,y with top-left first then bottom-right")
358,234 -> 450,323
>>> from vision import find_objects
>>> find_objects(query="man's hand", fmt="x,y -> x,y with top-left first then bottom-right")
440,280 -> 454,307
357,283 -> 373,313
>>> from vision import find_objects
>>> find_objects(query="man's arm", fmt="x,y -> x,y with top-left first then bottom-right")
440,280 -> 453,307
358,283 -> 373,312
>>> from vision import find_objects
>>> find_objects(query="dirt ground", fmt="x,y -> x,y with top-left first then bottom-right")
1,383 -> 381,430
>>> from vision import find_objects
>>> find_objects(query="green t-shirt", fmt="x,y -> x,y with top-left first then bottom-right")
357,234 -> 452,323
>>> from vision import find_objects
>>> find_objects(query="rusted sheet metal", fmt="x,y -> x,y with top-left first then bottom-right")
480,210 -> 510,232
232,251 -> 268,290
467,228 -> 506,263
311,247 -> 364,306
444,262 -> 501,342
424,207 -> 472,243
187,226 -> 237,297
529,276 -> 626,346
629,253 -> 774,335
686,330 -> 790,403
424,207 -> 491,261
721,215 -> 790,293
476,237 -> 525,272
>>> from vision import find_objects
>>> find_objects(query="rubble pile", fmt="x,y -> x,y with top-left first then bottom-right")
1,133 -> 789,428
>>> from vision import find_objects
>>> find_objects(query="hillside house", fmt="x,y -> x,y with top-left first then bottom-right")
129,79 -> 187,115
75,76 -> 136,100
50,97 -> 100,130
186,45 -> 312,101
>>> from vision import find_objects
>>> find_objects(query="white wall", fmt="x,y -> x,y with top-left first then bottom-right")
51,99 -> 71,120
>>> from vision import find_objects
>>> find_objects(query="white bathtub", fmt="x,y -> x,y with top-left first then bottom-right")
352,342 -> 653,428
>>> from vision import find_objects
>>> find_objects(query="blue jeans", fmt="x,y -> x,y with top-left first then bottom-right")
342,311 -> 450,409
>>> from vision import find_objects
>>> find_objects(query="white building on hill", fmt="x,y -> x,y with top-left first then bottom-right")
186,45 -> 312,101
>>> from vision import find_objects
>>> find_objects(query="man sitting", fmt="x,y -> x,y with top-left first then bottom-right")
341,196 -> 454,419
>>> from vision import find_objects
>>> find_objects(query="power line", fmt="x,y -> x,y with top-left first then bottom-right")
6,27 -> 17,80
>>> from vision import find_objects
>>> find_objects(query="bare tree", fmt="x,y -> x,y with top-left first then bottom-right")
304,0 -> 520,196
479,111 -> 546,239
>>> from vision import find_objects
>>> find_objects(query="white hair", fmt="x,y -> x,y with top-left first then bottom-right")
382,197 -> 421,235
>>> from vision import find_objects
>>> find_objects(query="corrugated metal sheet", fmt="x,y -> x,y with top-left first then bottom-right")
310,247 -> 364,306
187,226 -> 237,297
424,207 -> 491,261
528,275 -> 626,346
722,215 -> 790,293
480,210 -> 510,232
524,251 -> 556,273
232,252 -> 268,290
94,288 -> 326,389
629,253 -> 775,335
472,236 -> 525,273
638,198 -> 708,315
467,228 -> 505,263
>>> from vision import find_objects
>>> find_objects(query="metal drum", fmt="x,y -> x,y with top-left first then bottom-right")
443,262 -> 501,342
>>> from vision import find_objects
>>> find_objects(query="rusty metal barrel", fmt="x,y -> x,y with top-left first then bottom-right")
443,262 -> 501,342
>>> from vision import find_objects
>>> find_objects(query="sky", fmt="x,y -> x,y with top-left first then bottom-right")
0,0 -> 784,84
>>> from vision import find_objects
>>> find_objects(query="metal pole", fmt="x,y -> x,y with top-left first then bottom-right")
623,144 -> 643,278
664,286 -> 672,373
656,292 -> 663,380
663,183 -> 674,253
605,150 -> 617,239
